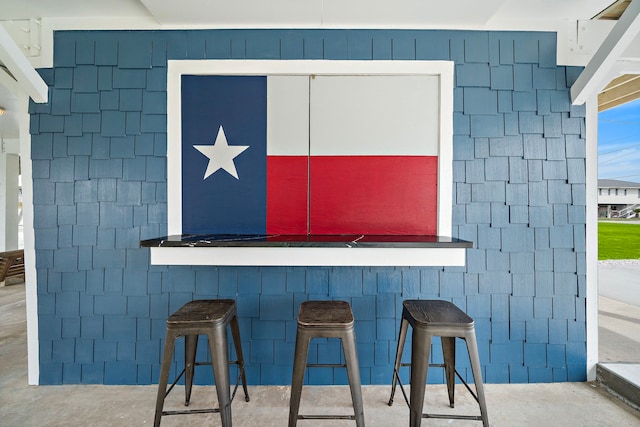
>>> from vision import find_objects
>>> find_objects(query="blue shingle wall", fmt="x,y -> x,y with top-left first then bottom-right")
31,29 -> 586,385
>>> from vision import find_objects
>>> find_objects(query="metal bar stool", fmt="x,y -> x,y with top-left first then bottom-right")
154,299 -> 249,427
288,300 -> 365,427
388,299 -> 489,426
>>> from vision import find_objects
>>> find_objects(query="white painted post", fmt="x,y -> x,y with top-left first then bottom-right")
0,152 -> 20,252
586,96 -> 599,381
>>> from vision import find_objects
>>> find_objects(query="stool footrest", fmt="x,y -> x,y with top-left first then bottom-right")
390,366 -> 479,408
306,363 -> 347,368
195,360 -> 243,367
388,369 -> 410,407
455,369 -> 480,405
166,361 -> 246,403
298,414 -> 356,420
424,413 -> 483,421
399,362 -> 446,368
165,367 -> 187,398
163,408 -> 220,416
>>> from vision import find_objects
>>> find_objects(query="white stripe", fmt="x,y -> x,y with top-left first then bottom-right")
167,60 -> 454,236
310,75 -> 440,156
267,76 -> 310,156
267,74 -> 440,156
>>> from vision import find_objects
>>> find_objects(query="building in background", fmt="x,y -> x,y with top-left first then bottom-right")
598,179 -> 640,218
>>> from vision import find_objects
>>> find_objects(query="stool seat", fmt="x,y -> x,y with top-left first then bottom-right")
168,299 -> 236,326
403,299 -> 473,327
289,300 -> 364,427
154,299 -> 249,427
389,299 -> 489,427
297,300 -> 354,326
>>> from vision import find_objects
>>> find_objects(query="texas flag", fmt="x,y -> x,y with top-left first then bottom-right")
181,74 -> 439,235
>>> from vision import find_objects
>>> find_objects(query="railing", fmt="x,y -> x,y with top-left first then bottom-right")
615,204 -> 640,219
0,249 -> 25,283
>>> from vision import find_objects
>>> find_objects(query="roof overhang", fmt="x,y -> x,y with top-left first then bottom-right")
571,0 -> 640,105
0,23 -> 47,103
598,74 -> 640,111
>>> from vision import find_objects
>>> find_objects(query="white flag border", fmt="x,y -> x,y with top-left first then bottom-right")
167,59 -> 454,237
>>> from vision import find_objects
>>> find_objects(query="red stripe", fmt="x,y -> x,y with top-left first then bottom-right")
309,156 -> 438,235
266,156 -> 308,234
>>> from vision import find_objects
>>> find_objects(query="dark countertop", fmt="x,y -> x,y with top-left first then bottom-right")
140,234 -> 473,248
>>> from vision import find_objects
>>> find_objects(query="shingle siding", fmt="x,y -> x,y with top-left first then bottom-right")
31,29 -> 586,385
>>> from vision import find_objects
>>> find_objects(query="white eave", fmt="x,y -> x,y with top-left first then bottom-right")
0,23 -> 48,103
571,0 -> 640,105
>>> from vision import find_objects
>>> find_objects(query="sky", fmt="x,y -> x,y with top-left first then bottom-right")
598,97 -> 640,183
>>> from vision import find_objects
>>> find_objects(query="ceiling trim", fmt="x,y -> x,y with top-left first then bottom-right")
598,73 -> 640,111
592,0 -> 632,20
571,0 -> 640,105
0,23 -> 47,103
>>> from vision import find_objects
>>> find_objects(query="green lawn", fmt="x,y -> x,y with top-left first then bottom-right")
598,222 -> 640,260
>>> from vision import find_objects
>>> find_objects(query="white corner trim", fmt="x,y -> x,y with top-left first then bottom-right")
585,95 -> 598,381
17,92 -> 40,385
437,62 -> 455,236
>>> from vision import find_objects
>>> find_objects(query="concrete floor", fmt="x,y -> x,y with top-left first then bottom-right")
599,295 -> 640,364
599,259 -> 640,310
2,283 -> 640,426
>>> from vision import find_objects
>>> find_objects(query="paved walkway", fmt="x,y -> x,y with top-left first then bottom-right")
599,295 -> 640,364
598,258 -> 640,364
599,260 -> 640,307
598,259 -> 640,400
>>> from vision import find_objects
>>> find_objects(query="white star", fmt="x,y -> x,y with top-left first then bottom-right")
193,125 -> 249,180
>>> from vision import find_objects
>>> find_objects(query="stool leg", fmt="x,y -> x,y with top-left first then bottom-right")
208,327 -> 232,427
342,329 -> 365,427
288,329 -> 311,427
230,315 -> 250,402
441,336 -> 456,408
465,329 -> 489,427
410,329 -> 432,427
389,316 -> 409,406
184,334 -> 198,406
154,329 -> 177,427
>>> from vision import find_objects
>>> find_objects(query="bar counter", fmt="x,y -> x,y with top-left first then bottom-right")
141,234 -> 473,267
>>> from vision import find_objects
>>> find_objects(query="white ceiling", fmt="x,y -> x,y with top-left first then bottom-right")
0,0 -> 631,141
1,0 -> 153,20
0,0 -> 615,28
